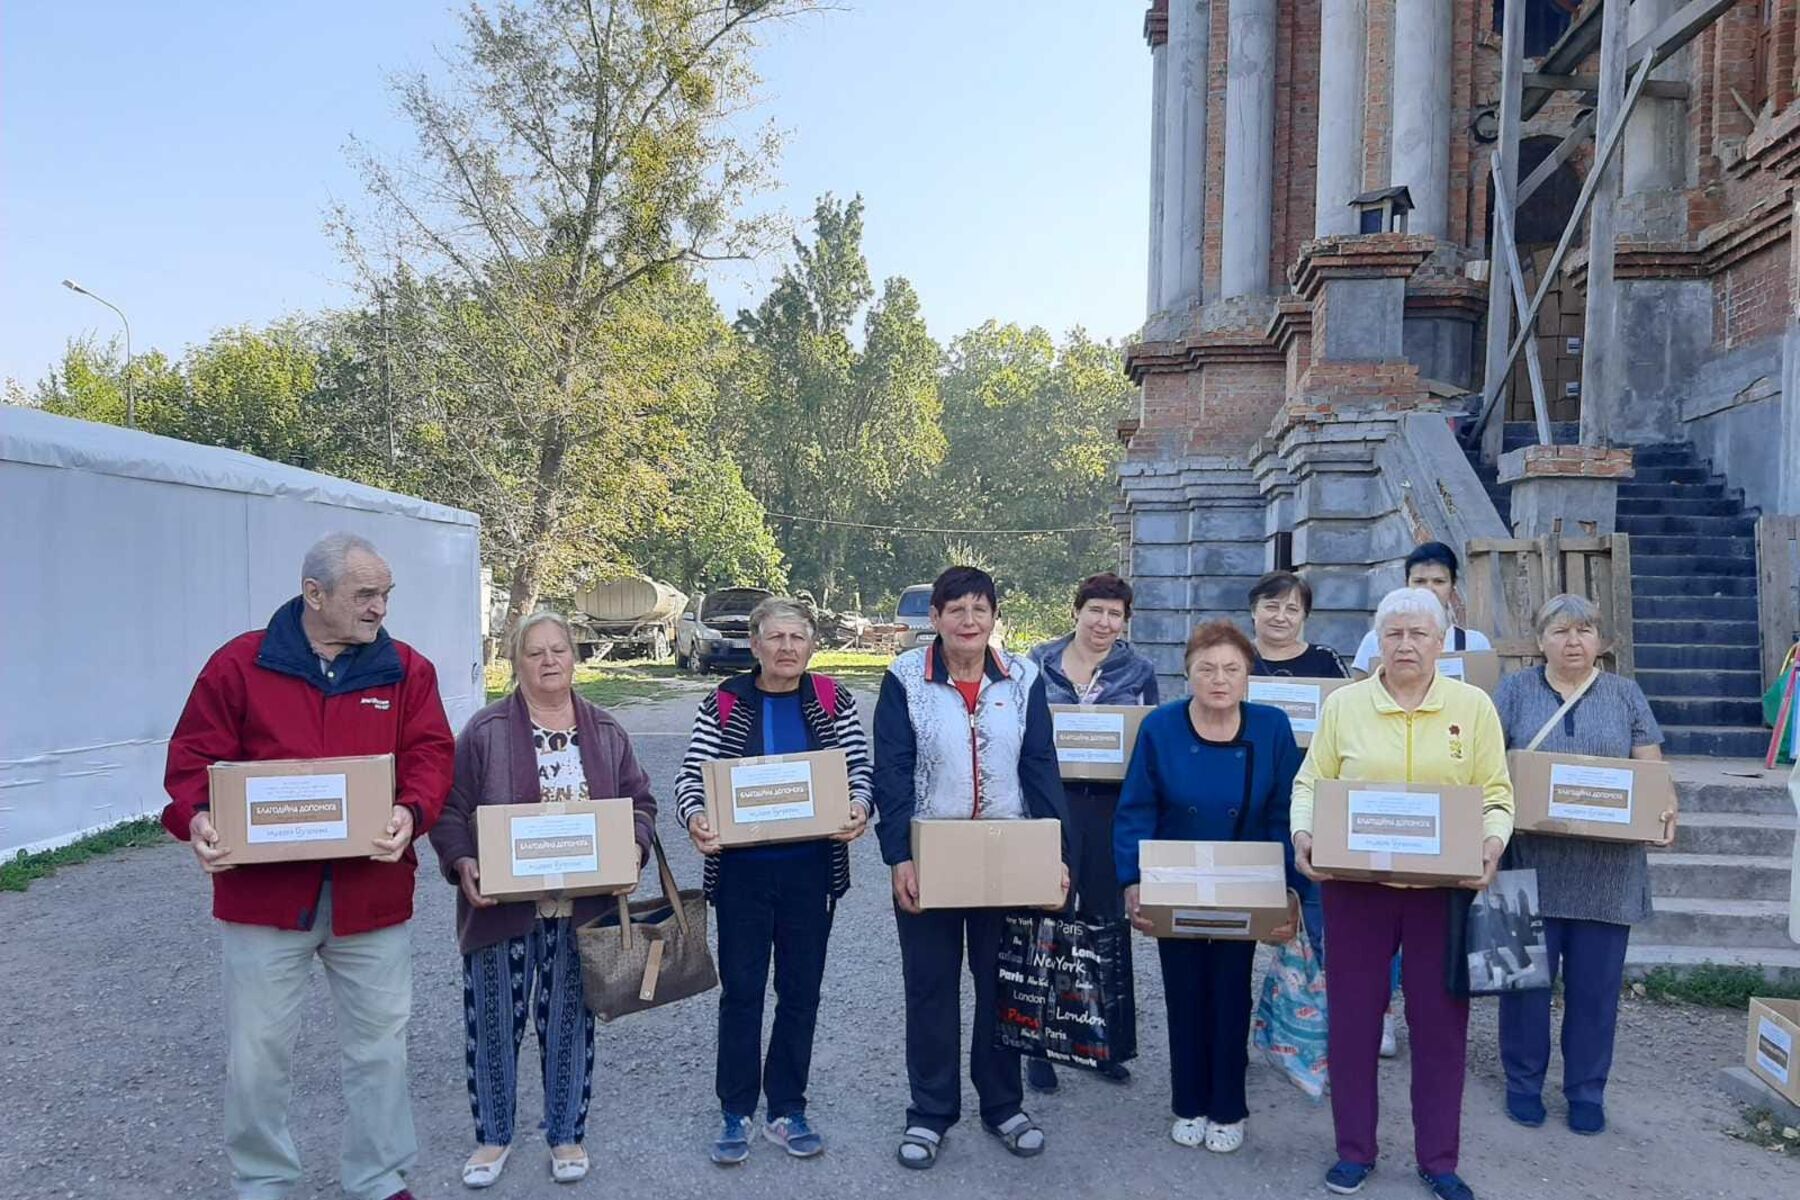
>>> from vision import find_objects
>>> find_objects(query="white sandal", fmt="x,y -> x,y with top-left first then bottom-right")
1170,1117 -> 1207,1148
461,1144 -> 512,1189
1205,1120 -> 1245,1153
550,1145 -> 589,1183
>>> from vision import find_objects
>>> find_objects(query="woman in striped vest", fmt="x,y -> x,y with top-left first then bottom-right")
673,596 -> 873,1167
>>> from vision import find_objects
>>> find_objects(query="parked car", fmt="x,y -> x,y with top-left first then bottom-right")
894,583 -> 935,652
675,587 -> 772,673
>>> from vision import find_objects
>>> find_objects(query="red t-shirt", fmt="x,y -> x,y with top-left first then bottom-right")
953,678 -> 981,713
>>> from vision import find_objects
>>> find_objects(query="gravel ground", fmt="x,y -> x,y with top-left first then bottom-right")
0,685 -> 1790,1199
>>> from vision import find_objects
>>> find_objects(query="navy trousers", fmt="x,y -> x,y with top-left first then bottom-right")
1498,916 -> 1631,1106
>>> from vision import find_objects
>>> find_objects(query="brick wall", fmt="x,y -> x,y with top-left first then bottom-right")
1714,237 -> 1795,348
1273,0 -> 1321,280
1202,0 -> 1229,299
1363,0 -> 1394,191
1192,361 -> 1289,450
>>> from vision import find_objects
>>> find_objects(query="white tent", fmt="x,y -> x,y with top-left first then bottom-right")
0,407 -> 484,856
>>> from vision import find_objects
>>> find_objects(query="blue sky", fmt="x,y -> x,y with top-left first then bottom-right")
1,1 -> 1152,386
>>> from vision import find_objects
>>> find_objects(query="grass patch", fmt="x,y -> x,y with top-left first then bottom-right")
0,817 -> 167,892
1725,1108 -> 1800,1157
809,649 -> 894,690
1634,965 -> 1800,1009
486,659 -> 685,708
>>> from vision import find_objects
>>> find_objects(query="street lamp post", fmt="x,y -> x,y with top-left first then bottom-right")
61,279 -> 134,428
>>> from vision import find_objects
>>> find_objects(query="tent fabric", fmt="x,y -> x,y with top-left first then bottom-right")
0,407 -> 484,856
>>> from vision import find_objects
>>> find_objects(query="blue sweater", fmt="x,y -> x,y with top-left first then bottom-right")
1113,700 -> 1309,897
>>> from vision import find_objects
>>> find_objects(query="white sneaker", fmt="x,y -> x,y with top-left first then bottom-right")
1379,1012 -> 1399,1058
1170,1116 -> 1207,1147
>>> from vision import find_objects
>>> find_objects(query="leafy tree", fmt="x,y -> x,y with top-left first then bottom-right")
30,337 -> 186,434
334,0 -> 814,637
729,194 -> 944,606
627,448 -> 788,593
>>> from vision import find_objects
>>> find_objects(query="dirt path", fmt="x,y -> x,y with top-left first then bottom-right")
0,684 -> 1788,1198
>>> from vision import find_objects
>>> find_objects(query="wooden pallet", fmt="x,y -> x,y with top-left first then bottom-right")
1463,534 -> 1635,678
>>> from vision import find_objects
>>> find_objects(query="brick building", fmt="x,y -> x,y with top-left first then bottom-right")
1118,1 -> 1800,760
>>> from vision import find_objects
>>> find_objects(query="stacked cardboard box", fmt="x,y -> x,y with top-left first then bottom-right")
1049,705 -> 1151,781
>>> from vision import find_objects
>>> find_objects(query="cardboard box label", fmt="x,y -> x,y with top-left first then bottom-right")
1345,790 -> 1442,856
1758,1016 -> 1793,1084
244,773 -> 349,844
728,760 -> 816,824
1167,909 -> 1253,936
1053,711 -> 1127,764
1248,680 -> 1323,733
1438,657 -> 1467,681
1547,762 -> 1634,825
508,812 -> 600,877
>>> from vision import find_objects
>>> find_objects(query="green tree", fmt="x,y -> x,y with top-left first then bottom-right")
30,337 -> 186,434
730,194 -> 944,607
628,448 -> 788,592
334,0 -> 814,636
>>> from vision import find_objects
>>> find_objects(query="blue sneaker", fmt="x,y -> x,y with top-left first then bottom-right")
1568,1101 -> 1606,1135
1325,1160 -> 1375,1194
1505,1092 -> 1546,1127
1417,1167 -> 1475,1200
711,1113 -> 753,1165
764,1113 -> 825,1158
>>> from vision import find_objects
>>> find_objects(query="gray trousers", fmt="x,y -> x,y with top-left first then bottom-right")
219,882 -> 414,1200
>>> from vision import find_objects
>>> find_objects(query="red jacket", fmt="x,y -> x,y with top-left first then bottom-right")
162,598 -> 456,935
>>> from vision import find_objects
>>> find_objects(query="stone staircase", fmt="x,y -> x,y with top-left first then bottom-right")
1631,765 -> 1799,981
1466,425 -> 1767,758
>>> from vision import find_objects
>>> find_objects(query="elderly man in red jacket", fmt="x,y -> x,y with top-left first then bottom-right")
162,531 -> 455,1200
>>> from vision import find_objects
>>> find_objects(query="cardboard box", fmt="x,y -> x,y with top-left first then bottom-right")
1748,998 -> 1800,1106
475,798 -> 639,900
1050,704 -> 1151,781
208,754 -> 394,865
912,818 -> 1063,910
1508,750 -> 1676,843
1368,650 -> 1501,694
1310,779 -> 1485,884
1136,840 -> 1290,939
1248,676 -> 1356,746
700,748 -> 853,847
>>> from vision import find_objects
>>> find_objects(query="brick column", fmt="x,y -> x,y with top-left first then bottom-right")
1388,0 -> 1452,238
1315,0 -> 1369,237
1145,3 -> 1169,316
1220,0 -> 1277,297
1498,446 -> 1636,536
1160,0 -> 1209,311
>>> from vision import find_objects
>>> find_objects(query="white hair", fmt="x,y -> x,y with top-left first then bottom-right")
1536,592 -> 1602,637
1374,586 -> 1449,636
749,596 -> 816,640
301,532 -> 381,592
508,610 -> 575,664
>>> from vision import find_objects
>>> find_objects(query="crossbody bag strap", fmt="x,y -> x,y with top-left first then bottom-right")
1524,668 -> 1600,752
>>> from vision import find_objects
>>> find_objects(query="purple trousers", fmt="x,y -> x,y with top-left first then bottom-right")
1322,881 -> 1470,1176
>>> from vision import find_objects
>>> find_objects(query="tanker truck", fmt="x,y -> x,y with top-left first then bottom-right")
569,575 -> 688,661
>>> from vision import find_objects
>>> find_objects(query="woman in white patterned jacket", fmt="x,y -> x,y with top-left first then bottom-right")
673,597 -> 873,1167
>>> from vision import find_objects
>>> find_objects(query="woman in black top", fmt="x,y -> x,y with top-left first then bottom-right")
1247,571 -> 1347,678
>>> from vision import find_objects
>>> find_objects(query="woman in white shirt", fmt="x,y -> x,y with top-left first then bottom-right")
1351,542 -> 1490,679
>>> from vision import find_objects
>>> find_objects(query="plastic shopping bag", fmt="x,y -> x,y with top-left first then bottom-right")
1252,932 -> 1329,1100
993,912 -> 1137,1071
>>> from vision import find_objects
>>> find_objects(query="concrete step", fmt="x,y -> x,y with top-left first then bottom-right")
1632,618 -> 1760,645
1637,897 -> 1796,949
1670,811 -> 1796,857
1615,514 -> 1758,537
1617,497 -> 1743,517
1631,534 -> 1755,558
1662,725 -> 1778,757
1632,554 -> 1758,576
1617,482 -> 1728,500
1630,466 -> 1714,485
1630,594 -> 1760,621
1625,943 -> 1800,985
1636,643 -> 1763,671
1628,446 -> 1700,467
1670,767 -> 1796,815
1648,853 -> 1793,900
1631,574 -> 1759,598
1646,696 -> 1768,725
1637,668 -> 1766,699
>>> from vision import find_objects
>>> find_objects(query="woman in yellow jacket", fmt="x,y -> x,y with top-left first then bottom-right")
1290,588 -> 1513,1200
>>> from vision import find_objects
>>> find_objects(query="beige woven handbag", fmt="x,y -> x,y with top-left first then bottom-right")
576,833 -> 718,1023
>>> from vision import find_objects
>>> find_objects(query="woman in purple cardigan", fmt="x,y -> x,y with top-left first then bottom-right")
427,611 -> 656,1189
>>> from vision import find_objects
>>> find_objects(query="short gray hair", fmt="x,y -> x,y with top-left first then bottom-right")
301,532 -> 381,592
1374,586 -> 1449,636
749,596 -> 816,640
1536,592 -> 1602,637
508,609 -> 575,664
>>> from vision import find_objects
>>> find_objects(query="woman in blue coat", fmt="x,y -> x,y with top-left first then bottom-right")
1115,620 -> 1306,1155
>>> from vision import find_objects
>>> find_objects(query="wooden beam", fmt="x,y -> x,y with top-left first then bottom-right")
1517,111 -> 1595,207
1490,156 -> 1553,446
1522,0 -> 1737,119
1522,72 -> 1688,99
1482,0 -> 1529,460
1579,0 -> 1629,447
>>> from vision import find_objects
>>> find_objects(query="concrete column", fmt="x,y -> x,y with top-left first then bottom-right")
1581,0 -> 1629,447
1219,0 -> 1277,297
1146,20 -> 1169,316
1159,1 -> 1208,311
1623,0 -> 1682,192
1314,0 -> 1368,236
1388,0 -> 1452,239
